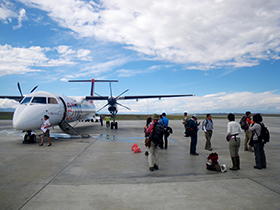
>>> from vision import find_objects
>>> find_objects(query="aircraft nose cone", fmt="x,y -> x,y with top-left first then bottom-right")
13,105 -> 43,130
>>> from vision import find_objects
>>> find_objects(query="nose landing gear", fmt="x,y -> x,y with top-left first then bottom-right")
23,131 -> 37,144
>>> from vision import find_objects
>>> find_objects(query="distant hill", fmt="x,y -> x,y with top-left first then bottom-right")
0,108 -> 15,112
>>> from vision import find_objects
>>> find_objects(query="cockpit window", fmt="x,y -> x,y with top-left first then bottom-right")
48,97 -> 58,104
20,97 -> 32,104
31,97 -> 46,104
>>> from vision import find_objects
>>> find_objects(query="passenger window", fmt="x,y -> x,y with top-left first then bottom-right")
20,97 -> 32,104
31,97 -> 46,104
48,97 -> 58,104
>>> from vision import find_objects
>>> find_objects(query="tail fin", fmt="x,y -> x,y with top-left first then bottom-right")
69,79 -> 118,96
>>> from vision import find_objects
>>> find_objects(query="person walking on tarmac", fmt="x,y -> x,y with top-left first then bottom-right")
39,115 -> 52,146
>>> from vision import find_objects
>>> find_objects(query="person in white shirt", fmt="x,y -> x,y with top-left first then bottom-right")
203,114 -> 214,151
39,115 -> 52,146
227,113 -> 242,170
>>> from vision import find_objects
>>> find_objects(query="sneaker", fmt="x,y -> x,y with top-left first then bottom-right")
193,153 -> 199,156
254,166 -> 262,170
153,164 -> 159,170
149,167 -> 154,171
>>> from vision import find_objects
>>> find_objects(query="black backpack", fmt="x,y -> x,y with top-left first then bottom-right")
257,123 -> 270,144
240,116 -> 247,130
184,121 -> 192,137
150,122 -> 165,145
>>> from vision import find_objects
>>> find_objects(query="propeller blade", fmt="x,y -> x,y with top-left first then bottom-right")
94,92 -> 104,97
116,102 -> 131,110
97,103 -> 109,112
30,85 -> 38,93
17,82 -> 23,97
116,89 -> 129,99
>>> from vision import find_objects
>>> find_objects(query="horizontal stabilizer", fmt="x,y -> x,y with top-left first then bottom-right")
69,80 -> 118,83
86,94 -> 194,100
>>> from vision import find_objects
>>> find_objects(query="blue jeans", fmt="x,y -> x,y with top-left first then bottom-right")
190,133 -> 197,154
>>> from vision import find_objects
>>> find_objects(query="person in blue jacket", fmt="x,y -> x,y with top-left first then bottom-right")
161,113 -> 169,149
189,115 -> 200,155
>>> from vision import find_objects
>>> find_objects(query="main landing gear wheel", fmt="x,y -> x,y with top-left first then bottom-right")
111,122 -> 118,129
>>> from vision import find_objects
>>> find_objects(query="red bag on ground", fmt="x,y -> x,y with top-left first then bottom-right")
131,144 -> 138,151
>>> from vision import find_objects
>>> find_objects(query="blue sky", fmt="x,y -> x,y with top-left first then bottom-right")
0,0 -> 280,114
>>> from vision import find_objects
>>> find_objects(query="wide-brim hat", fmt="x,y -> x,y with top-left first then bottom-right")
152,113 -> 159,120
192,115 -> 198,120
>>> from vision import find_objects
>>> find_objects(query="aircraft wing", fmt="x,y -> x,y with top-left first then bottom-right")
86,94 -> 194,100
0,96 -> 22,102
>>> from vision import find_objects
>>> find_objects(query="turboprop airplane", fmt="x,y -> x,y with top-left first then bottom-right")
0,79 -> 194,142
69,79 -> 194,129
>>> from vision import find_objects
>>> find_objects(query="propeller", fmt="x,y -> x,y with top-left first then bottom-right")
17,82 -> 39,100
17,82 -> 23,98
30,85 -> 38,93
96,82 -> 130,113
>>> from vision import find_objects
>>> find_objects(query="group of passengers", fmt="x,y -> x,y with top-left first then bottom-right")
144,111 -> 267,172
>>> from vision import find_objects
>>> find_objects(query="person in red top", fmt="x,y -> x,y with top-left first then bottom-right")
244,111 -> 254,152
145,114 -> 160,171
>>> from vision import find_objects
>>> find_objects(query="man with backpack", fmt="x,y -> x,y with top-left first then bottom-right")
202,114 -> 214,151
145,114 -> 165,171
241,111 -> 254,152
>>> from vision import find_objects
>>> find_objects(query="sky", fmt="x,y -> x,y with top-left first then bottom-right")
0,0 -> 280,115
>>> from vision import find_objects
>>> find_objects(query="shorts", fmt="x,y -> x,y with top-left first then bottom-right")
43,129 -> 50,137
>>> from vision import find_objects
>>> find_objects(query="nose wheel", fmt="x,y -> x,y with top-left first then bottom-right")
23,131 -> 37,144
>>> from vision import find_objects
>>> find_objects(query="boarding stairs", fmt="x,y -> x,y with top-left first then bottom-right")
58,120 -> 89,138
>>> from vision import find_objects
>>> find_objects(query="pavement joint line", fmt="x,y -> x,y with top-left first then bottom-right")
248,177 -> 280,196
18,137 -> 99,210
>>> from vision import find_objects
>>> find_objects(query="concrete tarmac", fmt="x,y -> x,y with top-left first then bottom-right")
0,117 -> 280,210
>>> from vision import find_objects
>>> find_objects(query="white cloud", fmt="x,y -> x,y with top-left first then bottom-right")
13,8 -> 27,29
0,44 -> 92,76
61,58 -> 129,80
19,0 -> 280,69
0,1 -> 17,21
0,99 -> 18,109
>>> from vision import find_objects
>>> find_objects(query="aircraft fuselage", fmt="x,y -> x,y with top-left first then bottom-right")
13,91 -> 96,131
